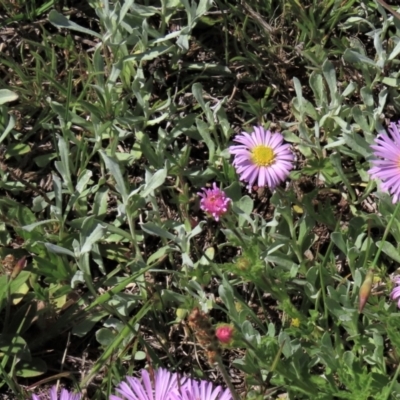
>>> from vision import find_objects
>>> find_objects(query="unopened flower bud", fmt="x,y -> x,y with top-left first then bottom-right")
10,256 -> 27,280
176,308 -> 188,321
359,269 -> 374,313
215,324 -> 234,344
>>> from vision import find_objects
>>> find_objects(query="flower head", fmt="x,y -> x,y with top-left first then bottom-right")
391,276 -> 400,309
112,368 -> 233,400
171,379 -> 232,400
229,126 -> 294,190
215,324 -> 234,344
369,121 -> 400,203
31,386 -> 81,400
198,183 -> 231,221
290,318 -> 301,328
110,368 -> 180,400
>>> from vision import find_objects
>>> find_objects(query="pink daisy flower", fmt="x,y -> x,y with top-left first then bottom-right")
369,121 -> 400,203
198,183 -> 231,221
171,379 -> 232,400
111,368 -> 181,400
229,126 -> 294,190
390,276 -> 400,309
112,368 -> 232,400
31,386 -> 81,400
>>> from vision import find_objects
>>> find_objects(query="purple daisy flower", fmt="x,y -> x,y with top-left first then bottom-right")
369,121 -> 400,203
391,276 -> 400,308
198,183 -> 231,221
171,378 -> 232,400
110,368 -> 181,400
31,386 -> 81,400
229,126 -> 294,191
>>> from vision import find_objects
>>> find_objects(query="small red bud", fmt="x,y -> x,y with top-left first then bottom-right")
215,324 -> 234,344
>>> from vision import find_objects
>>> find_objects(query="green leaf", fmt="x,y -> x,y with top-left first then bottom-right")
196,118 -> 215,162
44,243 -> 75,257
123,45 -> 174,62
0,334 -> 29,359
0,113 -> 15,145
192,82 -> 213,124
331,232 -> 347,254
309,72 -> 326,107
322,59 -> 337,98
49,10 -> 102,39
0,89 -> 18,104
237,196 -> 253,216
100,151 -> 128,203
141,167 -> 167,197
55,135 -> 73,193
343,49 -> 377,67
22,219 -> 57,232
80,220 -> 106,254
134,350 -> 146,360
96,328 -> 117,346
5,143 -> 30,159
378,241 -> 400,263
16,358 -> 47,377
140,223 -> 176,241
195,0 -> 213,17
72,311 -> 107,337
388,40 -> 400,60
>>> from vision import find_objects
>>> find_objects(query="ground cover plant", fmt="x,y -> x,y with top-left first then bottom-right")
2,0 -> 400,398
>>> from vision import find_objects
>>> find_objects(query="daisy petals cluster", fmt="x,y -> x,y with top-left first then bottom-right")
112,368 -> 232,400
111,368 -> 179,400
229,126 -> 294,190
171,379 -> 232,400
198,183 -> 231,221
31,369 -> 232,400
368,121 -> 400,203
390,276 -> 400,309
31,386 -> 81,400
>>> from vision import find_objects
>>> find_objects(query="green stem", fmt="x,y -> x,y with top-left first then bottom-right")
383,361 -> 400,400
316,218 -> 339,329
222,216 -> 246,246
216,354 -> 241,400
318,259 -> 329,328
370,201 -> 400,270
264,340 -> 285,387
3,276 -> 11,332
276,188 -> 303,262
160,0 -> 167,34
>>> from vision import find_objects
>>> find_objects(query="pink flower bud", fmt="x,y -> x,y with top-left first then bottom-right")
215,324 -> 234,344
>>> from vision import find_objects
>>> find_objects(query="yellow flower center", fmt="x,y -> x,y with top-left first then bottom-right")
251,145 -> 275,167
237,257 -> 251,271
290,318 -> 301,328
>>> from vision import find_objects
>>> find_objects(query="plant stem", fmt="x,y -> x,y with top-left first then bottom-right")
383,361 -> 400,400
370,201 -> 400,270
216,354 -> 241,400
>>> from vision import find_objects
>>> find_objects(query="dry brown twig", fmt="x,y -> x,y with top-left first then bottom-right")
375,0 -> 400,21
